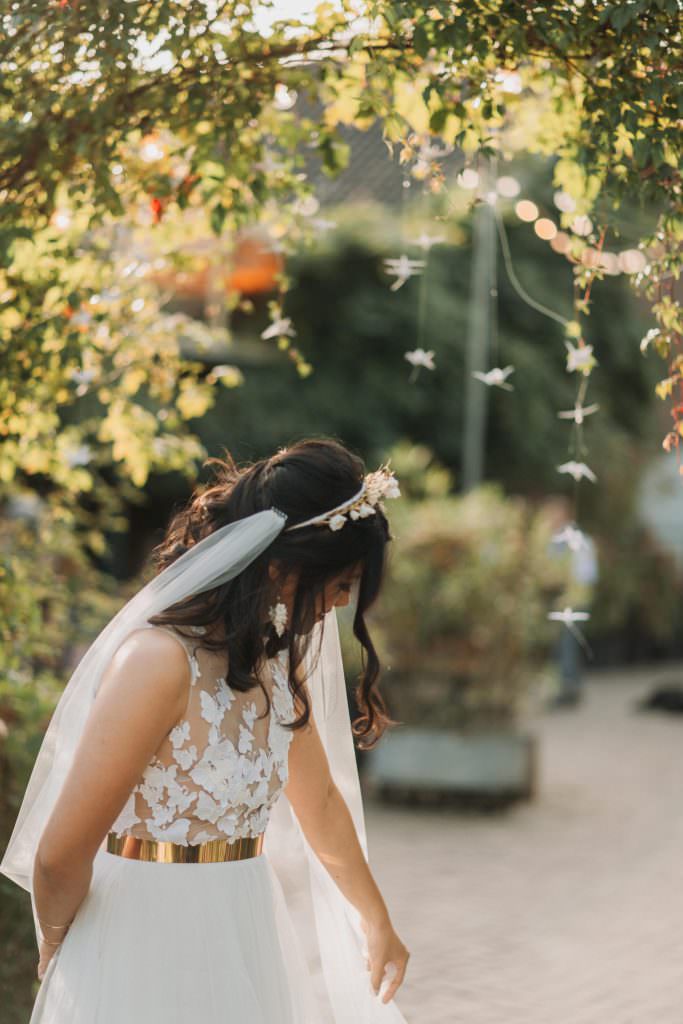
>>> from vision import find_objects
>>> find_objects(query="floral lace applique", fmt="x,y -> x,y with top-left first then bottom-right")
110,637 -> 295,847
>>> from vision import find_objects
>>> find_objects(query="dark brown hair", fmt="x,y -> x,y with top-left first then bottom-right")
147,437 -> 396,749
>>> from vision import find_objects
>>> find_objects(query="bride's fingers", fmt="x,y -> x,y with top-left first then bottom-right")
370,959 -> 385,995
372,957 -> 397,997
380,957 -> 408,1004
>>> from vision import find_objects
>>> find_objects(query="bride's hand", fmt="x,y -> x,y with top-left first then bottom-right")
37,939 -> 60,981
361,915 -> 410,1004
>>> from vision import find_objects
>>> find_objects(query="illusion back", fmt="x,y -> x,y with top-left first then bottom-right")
110,624 -> 295,846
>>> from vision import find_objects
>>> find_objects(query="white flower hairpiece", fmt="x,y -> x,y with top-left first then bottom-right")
285,465 -> 401,532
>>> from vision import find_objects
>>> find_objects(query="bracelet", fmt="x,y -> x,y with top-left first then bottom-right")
38,918 -> 71,930
39,936 -> 64,947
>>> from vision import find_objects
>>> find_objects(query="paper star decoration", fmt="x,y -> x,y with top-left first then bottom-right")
557,402 -> 600,425
412,232 -> 445,251
405,348 -> 436,371
548,607 -> 592,653
548,607 -> 591,625
565,341 -> 596,375
552,525 -> 589,552
384,255 -> 427,291
556,461 -> 597,483
311,217 -> 337,233
261,317 -> 296,341
640,327 -> 660,354
472,366 -> 515,390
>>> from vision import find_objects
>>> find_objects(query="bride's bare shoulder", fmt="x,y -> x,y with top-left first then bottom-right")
110,626 -> 192,678
92,627 -> 192,723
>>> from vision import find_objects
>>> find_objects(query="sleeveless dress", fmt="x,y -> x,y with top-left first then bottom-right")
28,623 -> 320,1023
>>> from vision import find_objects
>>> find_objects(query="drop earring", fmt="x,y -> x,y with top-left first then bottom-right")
268,597 -> 288,637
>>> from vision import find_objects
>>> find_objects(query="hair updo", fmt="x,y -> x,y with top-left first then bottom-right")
147,437 -> 396,749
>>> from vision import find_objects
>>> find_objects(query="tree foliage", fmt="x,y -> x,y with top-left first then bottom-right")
2,7 -> 681,1011
0,0 -> 680,548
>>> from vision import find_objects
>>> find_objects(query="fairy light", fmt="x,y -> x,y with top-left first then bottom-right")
496,175 -> 521,197
550,231 -> 572,254
618,249 -> 647,274
515,199 -> 538,222
571,215 -> 593,237
553,190 -> 576,213
534,218 -> 557,241
597,252 -> 619,275
580,247 -> 602,268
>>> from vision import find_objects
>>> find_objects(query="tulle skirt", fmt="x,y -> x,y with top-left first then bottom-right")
30,846 -> 320,1023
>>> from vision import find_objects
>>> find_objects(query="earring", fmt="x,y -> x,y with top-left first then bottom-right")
268,598 -> 288,637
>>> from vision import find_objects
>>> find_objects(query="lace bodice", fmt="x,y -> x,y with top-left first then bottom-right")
109,624 -> 295,847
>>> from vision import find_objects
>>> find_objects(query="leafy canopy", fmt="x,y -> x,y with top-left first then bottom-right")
0,0 -> 680,519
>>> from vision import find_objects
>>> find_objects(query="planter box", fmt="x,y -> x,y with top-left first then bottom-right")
364,727 -> 538,803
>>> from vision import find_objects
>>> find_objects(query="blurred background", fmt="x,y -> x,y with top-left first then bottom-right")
2,17 -> 683,1021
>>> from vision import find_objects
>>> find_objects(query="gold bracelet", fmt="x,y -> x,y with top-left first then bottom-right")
40,936 -> 64,946
38,918 -> 71,931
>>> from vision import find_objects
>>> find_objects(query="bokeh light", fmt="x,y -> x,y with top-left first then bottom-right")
139,136 -> 167,162
457,169 -> 480,190
550,231 -> 571,254
496,175 -> 521,197
571,215 -> 593,236
553,190 -> 576,213
273,83 -> 297,110
515,200 -> 539,222
534,218 -> 557,241
580,247 -> 602,268
618,249 -> 647,274
597,252 -> 620,275
50,210 -> 72,230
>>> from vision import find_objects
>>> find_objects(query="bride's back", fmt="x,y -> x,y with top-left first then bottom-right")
109,624 -> 295,847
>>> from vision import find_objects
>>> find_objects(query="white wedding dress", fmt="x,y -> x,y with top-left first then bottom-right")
28,623 -> 375,1023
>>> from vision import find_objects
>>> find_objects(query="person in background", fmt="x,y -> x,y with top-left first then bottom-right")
544,496 -> 599,707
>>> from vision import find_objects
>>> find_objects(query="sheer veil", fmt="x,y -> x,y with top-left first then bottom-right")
0,507 -> 406,1022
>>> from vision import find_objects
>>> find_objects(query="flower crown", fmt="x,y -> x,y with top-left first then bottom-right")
282,465 -> 400,532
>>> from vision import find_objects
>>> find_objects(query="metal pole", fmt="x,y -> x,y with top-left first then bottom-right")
462,177 -> 496,492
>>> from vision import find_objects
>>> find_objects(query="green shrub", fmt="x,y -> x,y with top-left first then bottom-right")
366,459 -> 569,730
0,499 -> 124,1020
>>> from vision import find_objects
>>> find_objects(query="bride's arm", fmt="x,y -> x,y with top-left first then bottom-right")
284,677 -> 410,1004
32,630 -> 190,949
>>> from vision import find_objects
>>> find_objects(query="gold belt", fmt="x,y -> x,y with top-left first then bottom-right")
106,832 -> 264,863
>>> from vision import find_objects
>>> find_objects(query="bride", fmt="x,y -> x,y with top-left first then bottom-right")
1,437 -> 411,1023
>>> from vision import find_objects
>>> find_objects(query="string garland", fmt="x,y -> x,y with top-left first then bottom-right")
382,166 -> 605,661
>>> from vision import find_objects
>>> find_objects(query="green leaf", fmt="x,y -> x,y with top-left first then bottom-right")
610,6 -> 638,33
429,108 -> 448,133
413,25 -> 430,58
210,202 -> 227,236
348,33 -> 365,56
